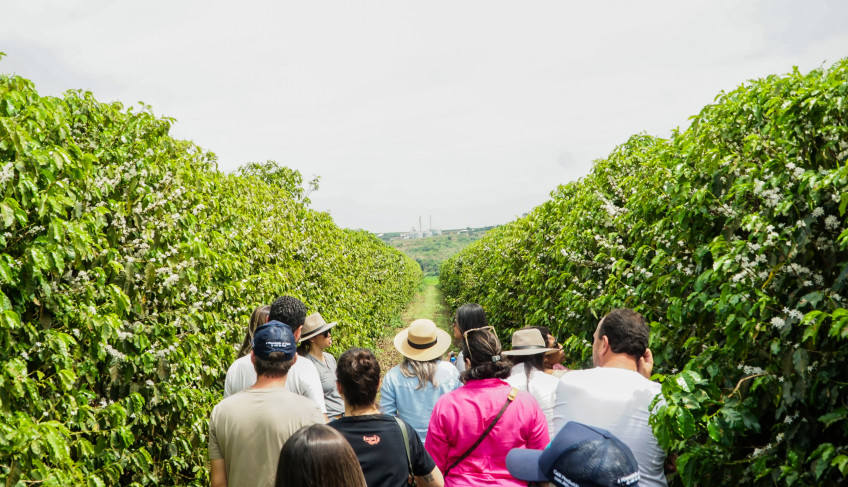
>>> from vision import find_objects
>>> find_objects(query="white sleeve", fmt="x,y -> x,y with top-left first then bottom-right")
224,356 -> 255,398
287,358 -> 327,413
552,376 -> 570,434
455,351 -> 466,372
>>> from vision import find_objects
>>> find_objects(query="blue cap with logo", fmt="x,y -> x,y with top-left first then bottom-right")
506,421 -> 640,487
252,321 -> 297,360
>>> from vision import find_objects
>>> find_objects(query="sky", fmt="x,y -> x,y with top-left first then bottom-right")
1,1 -> 846,233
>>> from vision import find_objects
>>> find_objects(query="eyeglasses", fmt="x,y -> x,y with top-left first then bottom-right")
463,326 -> 495,361
321,330 -> 332,337
544,342 -> 563,355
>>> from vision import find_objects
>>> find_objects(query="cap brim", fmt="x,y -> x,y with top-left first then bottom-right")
393,327 -> 452,361
299,321 -> 337,342
506,448 -> 547,482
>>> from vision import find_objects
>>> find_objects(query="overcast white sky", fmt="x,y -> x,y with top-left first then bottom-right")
2,1 -> 846,233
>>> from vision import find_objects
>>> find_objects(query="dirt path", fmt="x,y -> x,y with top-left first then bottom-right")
375,276 -> 454,377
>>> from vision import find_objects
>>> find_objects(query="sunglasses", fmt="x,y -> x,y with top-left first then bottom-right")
321,330 -> 332,338
462,326 -> 495,362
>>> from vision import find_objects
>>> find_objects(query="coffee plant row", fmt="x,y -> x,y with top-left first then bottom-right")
0,61 -> 422,485
440,60 -> 848,485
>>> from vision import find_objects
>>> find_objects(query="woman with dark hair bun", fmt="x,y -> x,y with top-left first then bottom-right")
426,328 -> 549,486
274,423 -> 366,487
330,348 -> 445,487
451,303 -> 489,373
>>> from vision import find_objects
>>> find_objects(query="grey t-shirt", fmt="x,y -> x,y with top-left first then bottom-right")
209,387 -> 324,487
307,352 -> 345,417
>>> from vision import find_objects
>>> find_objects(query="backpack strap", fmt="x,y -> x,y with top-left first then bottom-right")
393,416 -> 416,486
443,387 -> 519,478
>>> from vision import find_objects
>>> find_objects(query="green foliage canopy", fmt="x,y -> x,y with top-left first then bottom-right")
440,60 -> 848,485
0,73 -> 421,485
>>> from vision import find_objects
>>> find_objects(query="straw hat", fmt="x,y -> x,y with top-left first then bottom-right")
299,312 -> 338,341
393,319 -> 452,362
502,329 -> 556,356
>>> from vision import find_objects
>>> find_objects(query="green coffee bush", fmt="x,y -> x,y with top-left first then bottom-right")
0,70 -> 421,485
441,60 -> 848,485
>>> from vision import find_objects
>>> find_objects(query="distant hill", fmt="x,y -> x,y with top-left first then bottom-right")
380,227 -> 496,275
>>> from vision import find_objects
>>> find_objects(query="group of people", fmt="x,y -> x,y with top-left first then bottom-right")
209,297 -> 667,487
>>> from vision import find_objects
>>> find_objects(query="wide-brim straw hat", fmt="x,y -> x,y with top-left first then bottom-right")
394,319 -> 452,362
502,328 -> 556,356
300,312 -> 338,341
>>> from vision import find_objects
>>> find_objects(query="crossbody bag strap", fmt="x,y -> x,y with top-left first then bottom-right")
393,416 -> 415,486
443,387 -> 519,478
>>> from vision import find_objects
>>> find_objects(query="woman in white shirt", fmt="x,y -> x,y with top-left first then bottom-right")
503,328 -> 560,438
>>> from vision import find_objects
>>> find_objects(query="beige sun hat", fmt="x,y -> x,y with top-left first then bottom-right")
502,328 -> 556,356
393,319 -> 452,362
299,312 -> 338,341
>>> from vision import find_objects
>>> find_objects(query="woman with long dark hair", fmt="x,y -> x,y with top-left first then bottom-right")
502,328 -> 560,437
224,305 -> 270,397
330,348 -> 445,487
381,319 -> 461,442
450,303 -> 489,373
274,423 -> 367,487
426,327 -> 549,486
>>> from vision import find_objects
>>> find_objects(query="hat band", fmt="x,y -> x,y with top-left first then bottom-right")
511,345 -> 546,350
408,338 -> 438,350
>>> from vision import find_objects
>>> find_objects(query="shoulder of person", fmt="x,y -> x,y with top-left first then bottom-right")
226,354 -> 253,373
285,389 -> 326,410
533,368 -> 561,385
292,356 -> 319,373
437,360 -> 460,374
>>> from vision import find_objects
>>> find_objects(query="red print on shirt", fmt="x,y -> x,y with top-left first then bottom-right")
363,435 -> 381,445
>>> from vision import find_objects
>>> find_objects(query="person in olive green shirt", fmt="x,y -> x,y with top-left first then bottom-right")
209,317 -> 324,487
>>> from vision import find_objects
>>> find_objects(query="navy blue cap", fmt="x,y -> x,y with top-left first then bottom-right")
506,422 -> 639,487
252,321 -> 297,361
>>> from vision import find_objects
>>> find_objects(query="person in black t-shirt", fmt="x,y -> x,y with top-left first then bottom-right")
330,348 -> 444,487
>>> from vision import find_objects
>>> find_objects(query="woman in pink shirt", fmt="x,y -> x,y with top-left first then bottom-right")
425,327 -> 549,486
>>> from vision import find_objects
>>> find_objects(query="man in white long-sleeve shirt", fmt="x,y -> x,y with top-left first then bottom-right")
553,308 -> 668,487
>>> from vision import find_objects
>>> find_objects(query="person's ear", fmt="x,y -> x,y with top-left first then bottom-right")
251,351 -> 256,364
600,335 -> 611,356
465,357 -> 471,368
336,381 -> 344,398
